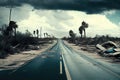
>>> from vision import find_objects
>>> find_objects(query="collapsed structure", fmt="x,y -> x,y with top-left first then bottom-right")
96,41 -> 120,58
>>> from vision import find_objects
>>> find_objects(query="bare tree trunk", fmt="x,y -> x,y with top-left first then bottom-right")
81,34 -> 82,38
44,33 -> 45,38
84,29 -> 86,38
15,28 -> 16,40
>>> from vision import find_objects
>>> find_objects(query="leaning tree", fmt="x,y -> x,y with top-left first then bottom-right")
79,21 -> 88,38
69,30 -> 76,43
7,21 -> 18,38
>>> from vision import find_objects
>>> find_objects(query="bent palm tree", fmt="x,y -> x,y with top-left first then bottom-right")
79,21 -> 88,38
69,30 -> 76,43
8,21 -> 18,38
79,26 -> 84,38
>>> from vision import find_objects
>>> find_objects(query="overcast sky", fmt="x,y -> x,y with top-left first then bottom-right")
0,0 -> 120,38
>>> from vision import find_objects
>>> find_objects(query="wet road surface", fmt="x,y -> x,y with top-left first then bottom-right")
0,40 -> 120,80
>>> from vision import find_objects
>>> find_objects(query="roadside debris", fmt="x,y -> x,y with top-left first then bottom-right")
0,41 -> 56,70
27,45 -> 41,50
96,41 -> 120,58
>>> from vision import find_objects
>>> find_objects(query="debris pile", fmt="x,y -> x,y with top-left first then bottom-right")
96,41 -> 120,58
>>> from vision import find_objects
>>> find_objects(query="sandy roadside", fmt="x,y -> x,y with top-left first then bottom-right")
0,40 -> 57,70
64,40 -> 120,63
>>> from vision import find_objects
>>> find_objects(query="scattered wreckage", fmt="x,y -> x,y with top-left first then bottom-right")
96,41 -> 120,58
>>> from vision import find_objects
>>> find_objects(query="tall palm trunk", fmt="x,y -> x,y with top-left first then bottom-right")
84,29 -> 86,38
14,28 -> 16,40
81,34 -> 82,38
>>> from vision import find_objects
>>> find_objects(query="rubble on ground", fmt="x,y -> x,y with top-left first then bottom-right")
96,41 -> 120,58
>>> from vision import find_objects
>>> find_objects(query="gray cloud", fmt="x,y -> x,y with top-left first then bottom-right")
0,7 -> 9,25
35,10 -> 73,30
105,10 -> 120,25
0,4 -> 32,26
0,0 -> 120,14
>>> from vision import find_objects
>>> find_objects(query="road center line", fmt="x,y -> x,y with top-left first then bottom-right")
60,61 -> 62,74
60,56 -> 62,60
61,53 -> 72,80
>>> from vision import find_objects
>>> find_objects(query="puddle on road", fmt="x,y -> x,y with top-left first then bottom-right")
41,55 -> 47,59
41,54 -> 55,59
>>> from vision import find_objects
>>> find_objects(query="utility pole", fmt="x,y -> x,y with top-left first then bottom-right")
40,27 -> 42,38
9,0 -> 12,23
9,6 -> 12,22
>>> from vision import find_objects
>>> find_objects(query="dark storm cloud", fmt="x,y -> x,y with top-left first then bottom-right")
0,4 -> 32,26
0,0 -> 120,13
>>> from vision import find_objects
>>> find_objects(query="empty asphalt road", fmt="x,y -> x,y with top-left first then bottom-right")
0,40 -> 120,80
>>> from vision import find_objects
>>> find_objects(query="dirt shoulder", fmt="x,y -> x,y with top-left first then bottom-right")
64,40 -> 120,63
0,40 -> 57,70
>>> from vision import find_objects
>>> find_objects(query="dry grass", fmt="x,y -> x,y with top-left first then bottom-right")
64,40 -> 120,63
0,41 -> 56,70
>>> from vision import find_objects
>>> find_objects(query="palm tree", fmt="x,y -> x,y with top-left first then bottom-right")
7,21 -> 18,38
36,29 -> 39,38
13,23 -> 18,39
79,21 -> 88,38
44,33 -> 46,38
46,33 -> 48,38
33,30 -> 36,37
69,30 -> 76,43
79,26 -> 83,38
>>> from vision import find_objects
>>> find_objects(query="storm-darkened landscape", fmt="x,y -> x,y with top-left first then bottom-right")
0,0 -> 120,80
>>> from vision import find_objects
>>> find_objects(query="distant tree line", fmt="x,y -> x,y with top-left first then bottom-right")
68,21 -> 89,43
64,21 -> 120,46
0,21 -> 55,58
